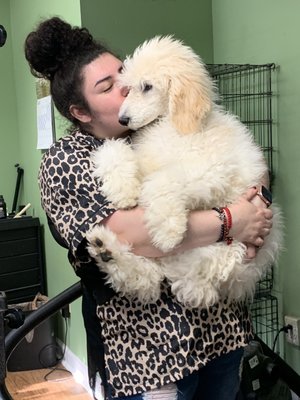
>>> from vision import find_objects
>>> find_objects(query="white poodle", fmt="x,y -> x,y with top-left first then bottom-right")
86,36 -> 283,307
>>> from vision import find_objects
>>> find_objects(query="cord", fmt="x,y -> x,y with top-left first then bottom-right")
41,316 -> 72,382
272,324 -> 292,353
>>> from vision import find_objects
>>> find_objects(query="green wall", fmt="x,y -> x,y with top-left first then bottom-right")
212,0 -> 300,374
7,0 -> 88,365
0,1 -> 19,211
80,0 -> 213,62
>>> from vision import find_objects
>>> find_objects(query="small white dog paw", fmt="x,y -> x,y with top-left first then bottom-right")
115,257 -> 165,303
171,280 -> 220,308
112,187 -> 140,209
86,225 -> 164,303
91,139 -> 141,209
146,212 -> 187,252
86,228 -> 115,263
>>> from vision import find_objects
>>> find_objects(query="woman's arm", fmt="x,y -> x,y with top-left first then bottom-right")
104,187 -> 273,258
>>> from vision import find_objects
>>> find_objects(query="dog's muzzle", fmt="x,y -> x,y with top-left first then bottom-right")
119,116 -> 130,126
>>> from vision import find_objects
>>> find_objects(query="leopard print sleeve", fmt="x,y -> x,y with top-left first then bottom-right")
38,130 -> 116,269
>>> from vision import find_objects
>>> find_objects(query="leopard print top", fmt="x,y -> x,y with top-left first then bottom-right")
39,129 -> 253,398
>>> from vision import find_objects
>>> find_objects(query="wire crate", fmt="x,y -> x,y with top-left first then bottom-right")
250,294 -> 280,351
207,63 -> 276,181
207,63 -> 279,350
255,267 -> 274,299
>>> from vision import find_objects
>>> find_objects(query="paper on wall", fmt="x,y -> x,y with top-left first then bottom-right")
36,95 -> 55,149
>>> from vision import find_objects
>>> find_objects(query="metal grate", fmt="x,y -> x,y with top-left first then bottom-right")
207,63 -> 276,182
207,63 -> 279,350
252,268 -> 280,352
250,295 -> 280,349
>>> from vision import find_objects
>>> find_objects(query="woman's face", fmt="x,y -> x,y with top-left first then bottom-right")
77,53 -> 129,139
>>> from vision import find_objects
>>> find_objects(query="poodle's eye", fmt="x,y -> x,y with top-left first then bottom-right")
143,83 -> 153,92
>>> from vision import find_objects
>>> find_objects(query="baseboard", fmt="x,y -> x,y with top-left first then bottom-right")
292,391 -> 300,400
57,338 -> 104,399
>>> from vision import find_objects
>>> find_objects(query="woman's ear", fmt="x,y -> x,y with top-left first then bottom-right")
69,105 -> 92,123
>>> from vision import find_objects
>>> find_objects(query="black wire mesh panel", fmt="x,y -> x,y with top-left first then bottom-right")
207,63 -> 276,181
255,267 -> 273,297
250,295 -> 280,351
252,267 -> 280,352
207,63 -> 279,350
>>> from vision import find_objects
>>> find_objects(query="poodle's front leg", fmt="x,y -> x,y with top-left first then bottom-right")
91,139 -> 140,209
139,161 -> 228,253
140,169 -> 189,252
86,225 -> 164,303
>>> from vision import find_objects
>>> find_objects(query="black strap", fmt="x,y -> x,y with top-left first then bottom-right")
82,284 -> 109,399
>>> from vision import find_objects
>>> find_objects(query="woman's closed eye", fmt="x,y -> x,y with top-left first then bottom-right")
102,84 -> 113,93
95,77 -> 115,94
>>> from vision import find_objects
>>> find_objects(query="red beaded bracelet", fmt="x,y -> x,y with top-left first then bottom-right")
221,207 -> 233,245
212,207 -> 233,245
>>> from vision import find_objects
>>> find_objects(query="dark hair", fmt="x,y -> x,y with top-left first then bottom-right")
24,17 -> 111,127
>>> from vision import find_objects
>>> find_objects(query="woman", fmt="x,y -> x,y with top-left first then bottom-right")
24,17 -> 273,400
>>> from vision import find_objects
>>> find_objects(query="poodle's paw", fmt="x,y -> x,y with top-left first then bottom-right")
106,262 -> 163,304
97,173 -> 140,209
123,260 -> 165,303
91,139 -> 141,209
171,280 -> 220,308
86,225 -> 164,303
106,273 -> 162,304
86,226 -> 144,296
140,178 -> 189,251
90,238 -> 113,263
130,284 -> 161,304
146,213 -> 187,252
112,185 -> 140,209
86,229 -> 115,263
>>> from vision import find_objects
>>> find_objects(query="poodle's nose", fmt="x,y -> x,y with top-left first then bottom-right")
121,86 -> 130,97
119,116 -> 130,126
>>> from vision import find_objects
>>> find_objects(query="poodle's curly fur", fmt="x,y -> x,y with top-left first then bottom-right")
86,36 -> 283,307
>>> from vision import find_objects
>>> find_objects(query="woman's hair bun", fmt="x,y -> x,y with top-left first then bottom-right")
24,17 -> 95,80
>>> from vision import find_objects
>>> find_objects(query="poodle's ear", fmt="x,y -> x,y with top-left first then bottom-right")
168,66 -> 213,134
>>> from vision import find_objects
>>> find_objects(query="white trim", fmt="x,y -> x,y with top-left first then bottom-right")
57,339 -> 104,399
291,391 -> 300,400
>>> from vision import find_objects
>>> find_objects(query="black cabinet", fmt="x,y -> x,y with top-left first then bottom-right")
0,217 -> 46,304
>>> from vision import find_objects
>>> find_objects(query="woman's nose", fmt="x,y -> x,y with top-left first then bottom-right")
120,86 -> 129,97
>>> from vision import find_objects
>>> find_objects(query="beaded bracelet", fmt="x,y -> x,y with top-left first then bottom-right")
212,206 -> 233,245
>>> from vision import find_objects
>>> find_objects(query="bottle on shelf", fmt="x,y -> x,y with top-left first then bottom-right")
0,195 -> 7,219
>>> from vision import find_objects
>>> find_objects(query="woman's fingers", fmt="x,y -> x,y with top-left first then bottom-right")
245,244 -> 257,260
254,236 -> 264,248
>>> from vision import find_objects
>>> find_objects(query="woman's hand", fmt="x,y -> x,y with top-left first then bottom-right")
229,187 -> 273,258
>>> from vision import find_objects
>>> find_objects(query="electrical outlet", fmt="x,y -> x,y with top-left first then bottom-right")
284,315 -> 300,346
